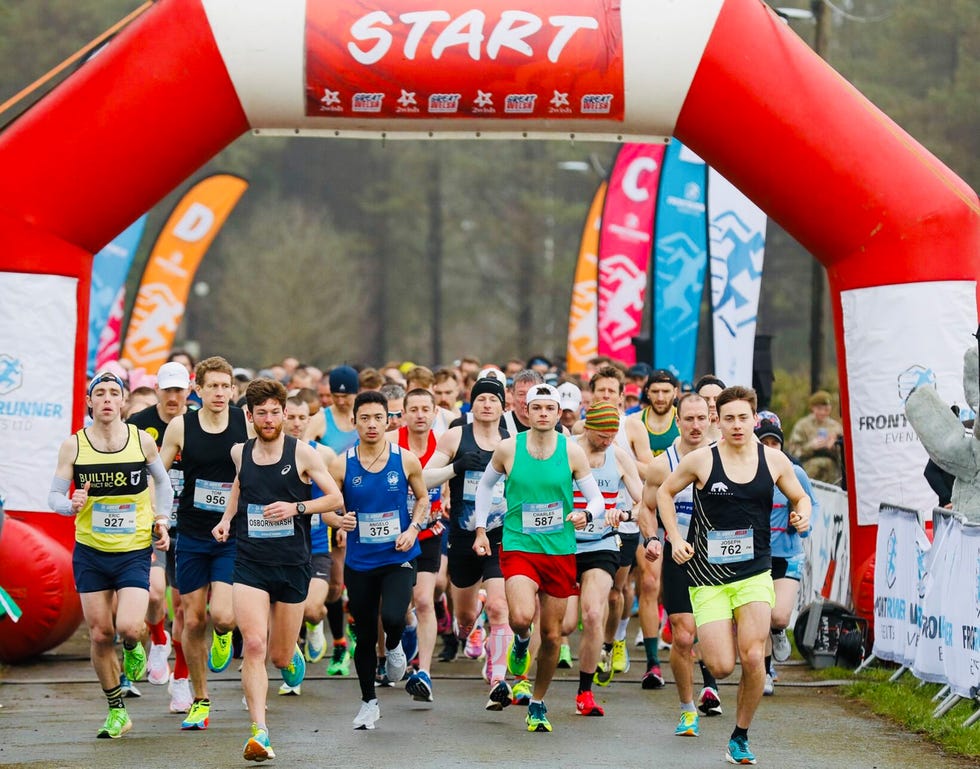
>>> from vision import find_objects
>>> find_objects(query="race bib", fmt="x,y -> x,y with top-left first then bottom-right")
674,501 -> 693,541
358,509 -> 401,543
521,501 -> 564,535
706,528 -> 754,564
194,479 -> 232,512
576,510 -> 610,541
169,468 -> 184,522
92,502 -> 137,535
246,503 -> 294,538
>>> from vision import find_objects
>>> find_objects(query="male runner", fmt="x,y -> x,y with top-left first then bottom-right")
474,383 -> 605,732
49,371 -> 173,738
213,378 -> 347,761
657,385 -> 811,765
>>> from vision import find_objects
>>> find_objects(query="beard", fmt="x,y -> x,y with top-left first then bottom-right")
256,422 -> 284,443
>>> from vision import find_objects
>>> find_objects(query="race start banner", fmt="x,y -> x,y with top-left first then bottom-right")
566,180 -> 606,376
651,140 -> 707,384
596,143 -> 665,365
0,273 -> 76,512
305,0 -> 624,121
841,280 -> 976,525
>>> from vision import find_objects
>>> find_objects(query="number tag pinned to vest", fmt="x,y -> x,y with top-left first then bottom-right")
706,528 -> 754,564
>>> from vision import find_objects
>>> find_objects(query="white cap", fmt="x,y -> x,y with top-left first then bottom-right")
557,382 -> 582,413
156,361 -> 191,390
478,366 -> 506,383
525,383 -> 561,406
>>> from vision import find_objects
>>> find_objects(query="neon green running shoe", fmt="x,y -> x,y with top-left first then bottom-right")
181,699 -> 210,730
594,647 -> 614,687
511,677 -> 533,706
675,710 -> 700,737
96,707 -> 132,739
208,630 -> 233,673
327,643 -> 351,676
526,701 -> 552,732
507,633 -> 531,677
123,642 -> 147,682
557,643 -> 572,669
243,723 -> 275,762
280,645 -> 306,688
611,639 -> 630,673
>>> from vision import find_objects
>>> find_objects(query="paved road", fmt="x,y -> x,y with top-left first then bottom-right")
1,629 -> 973,769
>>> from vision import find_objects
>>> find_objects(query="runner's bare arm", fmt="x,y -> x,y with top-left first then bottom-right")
296,440 -> 346,524
657,449 -> 707,562
396,452 -> 429,551
422,427 -> 462,487
568,441 -> 604,530
158,415 -> 184,471
770,449 -> 812,533
48,436 -> 80,514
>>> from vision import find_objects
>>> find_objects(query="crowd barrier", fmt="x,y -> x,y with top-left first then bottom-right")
860,503 -> 980,727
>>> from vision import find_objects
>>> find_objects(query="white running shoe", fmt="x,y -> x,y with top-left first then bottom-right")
771,629 -> 792,662
168,675 -> 193,713
353,699 -> 381,730
278,682 -> 302,696
385,642 -> 407,684
147,630 -> 172,686
763,672 -> 775,696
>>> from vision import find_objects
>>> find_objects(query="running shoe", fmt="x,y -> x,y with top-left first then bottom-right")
481,643 -> 493,684
402,622 -> 419,665
435,594 -> 452,635
511,677 -> 533,706
611,639 -> 630,673
771,664 -> 779,682
123,642 -> 147,683
594,648 -> 614,687
96,707 -> 132,739
327,643 -> 351,676
675,710 -> 700,737
634,626 -> 643,647
208,630 -> 234,673
641,663 -> 665,689
375,658 -> 393,687
557,643 -> 572,669
243,723 -> 275,762
697,685 -> 723,716
280,645 -> 306,688
770,628 -> 792,662
181,699 -> 211,730
526,701 -> 552,732
277,682 -> 301,696
405,670 -> 434,702
438,633 -> 459,662
575,690 -> 604,716
305,621 -> 327,663
147,630 -> 172,685
353,699 -> 381,730
763,673 -> 774,696
726,734 -> 757,764
169,675 -> 192,713
119,674 -> 141,698
465,623 -> 486,659
507,634 -> 531,677
386,642 -> 408,684
485,680 -> 512,711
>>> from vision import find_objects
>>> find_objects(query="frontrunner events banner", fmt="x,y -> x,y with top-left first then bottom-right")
597,143 -> 665,365
708,169 -> 766,387
87,216 -> 147,375
305,0 -> 624,121
652,140 -> 707,383
566,180 -> 606,376
122,174 -> 248,373
841,281 -> 977,525
0,273 -> 76,511
912,510 -> 960,684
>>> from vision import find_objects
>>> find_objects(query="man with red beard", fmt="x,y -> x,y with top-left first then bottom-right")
213,378 -> 348,762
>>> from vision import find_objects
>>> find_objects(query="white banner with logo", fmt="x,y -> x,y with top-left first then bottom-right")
912,509 -> 961,684
0,272 -> 76,511
872,504 -> 930,665
709,169 -> 766,388
797,481 -> 852,617
841,281 -> 977,526
946,523 -> 980,698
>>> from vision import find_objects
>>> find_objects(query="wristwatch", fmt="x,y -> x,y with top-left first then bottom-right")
411,521 -> 424,531
643,535 -> 658,548
296,502 -> 307,515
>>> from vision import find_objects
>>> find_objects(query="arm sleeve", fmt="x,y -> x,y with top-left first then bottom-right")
48,476 -> 73,515
147,457 -> 174,522
576,473 -> 605,522
474,464 -> 505,530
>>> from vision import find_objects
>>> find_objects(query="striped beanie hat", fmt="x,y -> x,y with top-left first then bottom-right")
584,401 -> 620,433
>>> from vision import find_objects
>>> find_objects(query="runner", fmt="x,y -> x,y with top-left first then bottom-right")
473,383 -> 606,732
422,375 -> 514,710
49,371 -> 173,738
212,378 -> 347,761
159,356 -> 249,731
695,375 -> 726,444
329,390 -> 432,730
639,393 -> 722,738
571,402 -> 642,717
657,385 -> 811,765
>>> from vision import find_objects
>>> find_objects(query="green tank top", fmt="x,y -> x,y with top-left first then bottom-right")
643,406 -> 679,455
503,432 -> 576,555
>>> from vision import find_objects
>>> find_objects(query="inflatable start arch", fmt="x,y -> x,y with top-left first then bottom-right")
0,0 -> 977,659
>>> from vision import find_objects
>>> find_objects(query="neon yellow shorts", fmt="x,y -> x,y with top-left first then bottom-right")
688,571 -> 775,626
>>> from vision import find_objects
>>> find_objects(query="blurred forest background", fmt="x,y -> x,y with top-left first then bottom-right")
1,0 -> 976,417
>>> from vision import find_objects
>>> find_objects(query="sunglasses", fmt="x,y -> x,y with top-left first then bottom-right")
387,411 -> 403,419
